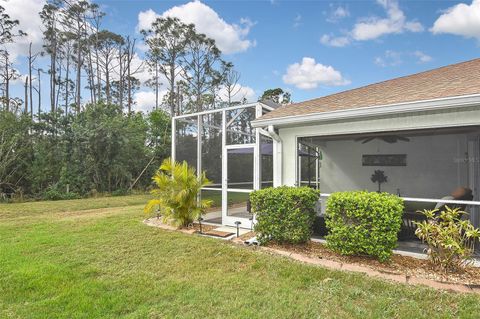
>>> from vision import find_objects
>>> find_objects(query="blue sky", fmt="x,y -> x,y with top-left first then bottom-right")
4,0 -> 480,111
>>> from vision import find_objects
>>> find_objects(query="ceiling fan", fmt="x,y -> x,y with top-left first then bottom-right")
355,135 -> 410,144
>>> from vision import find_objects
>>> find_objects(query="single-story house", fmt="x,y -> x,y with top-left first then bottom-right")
172,58 -> 480,231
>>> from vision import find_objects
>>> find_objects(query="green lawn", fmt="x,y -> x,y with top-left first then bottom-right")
1,195 -> 479,318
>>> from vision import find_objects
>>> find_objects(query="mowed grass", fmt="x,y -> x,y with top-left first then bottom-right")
1,196 -> 479,318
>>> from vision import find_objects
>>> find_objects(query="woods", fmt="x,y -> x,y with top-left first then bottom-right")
0,0 -> 250,200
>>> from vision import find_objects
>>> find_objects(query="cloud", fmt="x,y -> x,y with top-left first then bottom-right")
282,57 -> 350,90
137,1 -> 254,54
374,50 -> 432,67
412,50 -> 432,63
133,90 -> 168,113
351,0 -> 423,41
321,0 -> 423,47
320,34 -> 350,47
327,5 -> 350,23
431,0 -> 480,40
2,0 -> 46,61
374,50 -> 403,67
219,84 -> 256,103
137,9 -> 159,32
293,14 -> 302,28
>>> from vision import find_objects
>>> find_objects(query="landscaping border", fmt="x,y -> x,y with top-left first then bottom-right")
143,218 -> 480,294
257,246 -> 480,294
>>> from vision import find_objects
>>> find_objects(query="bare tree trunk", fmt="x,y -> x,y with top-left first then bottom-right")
5,55 -> 9,111
75,43 -> 81,113
65,52 -> 70,113
169,59 -> 175,116
127,48 -> 131,113
118,46 -> 123,108
24,77 -> 28,114
28,43 -> 33,118
37,69 -> 41,118
50,50 -> 56,113
155,62 -> 159,110
55,64 -> 62,113
88,49 -> 96,104
105,52 -> 110,104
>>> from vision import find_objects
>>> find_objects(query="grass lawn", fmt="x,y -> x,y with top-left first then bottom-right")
1,195 -> 480,318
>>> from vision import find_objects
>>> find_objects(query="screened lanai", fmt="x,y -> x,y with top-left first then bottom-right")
172,102 -> 279,228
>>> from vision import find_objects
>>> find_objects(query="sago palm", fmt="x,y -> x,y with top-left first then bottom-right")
145,158 -> 212,227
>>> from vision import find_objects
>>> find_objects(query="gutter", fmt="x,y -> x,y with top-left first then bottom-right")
251,94 -> 480,128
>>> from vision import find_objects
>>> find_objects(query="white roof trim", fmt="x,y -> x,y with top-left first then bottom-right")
173,102 -> 273,120
251,94 -> 480,128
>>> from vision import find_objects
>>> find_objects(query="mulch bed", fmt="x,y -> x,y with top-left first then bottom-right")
202,230 -> 235,238
144,217 -> 217,234
267,241 -> 480,286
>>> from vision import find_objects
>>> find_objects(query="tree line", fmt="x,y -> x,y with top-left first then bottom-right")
1,0 -> 250,117
0,0 -> 292,200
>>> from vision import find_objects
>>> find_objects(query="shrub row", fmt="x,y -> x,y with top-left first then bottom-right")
250,188 -> 404,262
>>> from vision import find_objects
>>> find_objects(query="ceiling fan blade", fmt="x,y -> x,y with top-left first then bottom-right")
381,136 -> 397,143
362,137 -> 376,144
397,136 -> 410,142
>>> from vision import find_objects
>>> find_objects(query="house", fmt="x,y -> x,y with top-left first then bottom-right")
172,58 -> 480,229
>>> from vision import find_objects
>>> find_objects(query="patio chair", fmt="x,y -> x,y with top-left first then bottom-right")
398,187 -> 474,241
434,187 -> 473,213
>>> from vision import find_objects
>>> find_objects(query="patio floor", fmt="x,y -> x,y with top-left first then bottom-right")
203,206 -> 252,225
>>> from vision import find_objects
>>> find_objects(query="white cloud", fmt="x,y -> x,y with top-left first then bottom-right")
320,34 -> 350,47
133,90 -> 168,113
2,0 -> 46,61
321,0 -> 423,47
293,14 -> 302,28
431,0 -> 480,40
219,84 -> 256,103
375,50 -> 432,67
137,9 -> 159,32
413,50 -> 432,63
137,1 -> 254,54
282,57 -> 350,90
327,5 -> 350,23
374,50 -> 403,67
351,0 -> 423,41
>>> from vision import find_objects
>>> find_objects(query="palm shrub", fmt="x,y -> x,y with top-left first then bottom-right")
414,207 -> 480,272
325,191 -> 404,262
144,158 -> 212,227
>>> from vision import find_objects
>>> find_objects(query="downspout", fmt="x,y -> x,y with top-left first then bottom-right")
267,125 -> 283,187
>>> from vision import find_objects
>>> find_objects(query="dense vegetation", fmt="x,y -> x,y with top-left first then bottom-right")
251,186 -> 320,244
0,1 -> 291,200
325,191 -> 404,262
0,105 -> 170,200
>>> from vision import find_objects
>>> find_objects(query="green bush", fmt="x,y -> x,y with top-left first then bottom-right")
43,186 -> 81,201
415,207 -> 480,272
325,191 -> 404,262
111,189 -> 130,197
250,186 -> 320,245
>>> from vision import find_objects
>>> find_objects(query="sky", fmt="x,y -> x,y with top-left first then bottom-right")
3,0 -> 480,112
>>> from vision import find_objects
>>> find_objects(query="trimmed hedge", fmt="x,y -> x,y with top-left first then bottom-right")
250,186 -> 320,245
325,191 -> 404,262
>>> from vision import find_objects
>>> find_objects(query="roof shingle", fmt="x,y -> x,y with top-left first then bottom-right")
260,58 -> 480,121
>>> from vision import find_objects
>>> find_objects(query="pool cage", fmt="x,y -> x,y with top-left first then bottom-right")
172,102 -> 279,228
